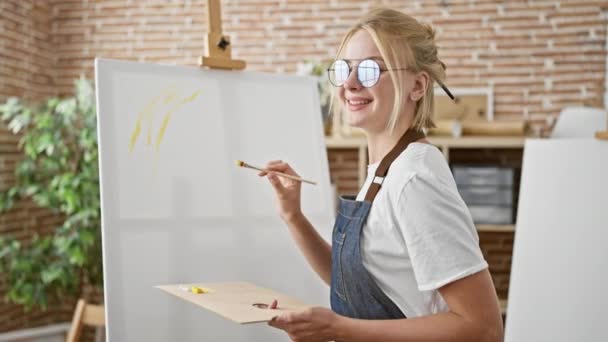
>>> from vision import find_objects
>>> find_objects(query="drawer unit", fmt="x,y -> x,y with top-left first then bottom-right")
467,205 -> 512,225
452,165 -> 516,225
458,186 -> 513,206
453,166 -> 513,186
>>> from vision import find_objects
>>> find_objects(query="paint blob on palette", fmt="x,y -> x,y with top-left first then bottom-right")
128,87 -> 202,154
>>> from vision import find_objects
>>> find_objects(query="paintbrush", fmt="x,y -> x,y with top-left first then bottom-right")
235,160 -> 317,185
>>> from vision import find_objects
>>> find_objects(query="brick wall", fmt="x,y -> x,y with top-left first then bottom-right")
0,0 -> 76,335
1,0 -> 55,189
327,149 -> 360,194
479,232 -> 514,298
50,0 -> 608,125
0,1 -> 56,99
1,0 -> 607,333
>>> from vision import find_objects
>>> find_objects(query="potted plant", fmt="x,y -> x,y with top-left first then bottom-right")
0,78 -> 103,310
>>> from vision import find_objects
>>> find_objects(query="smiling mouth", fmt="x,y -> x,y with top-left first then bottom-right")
347,99 -> 372,105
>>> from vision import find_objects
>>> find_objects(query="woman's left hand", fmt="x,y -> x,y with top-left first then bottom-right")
268,306 -> 341,342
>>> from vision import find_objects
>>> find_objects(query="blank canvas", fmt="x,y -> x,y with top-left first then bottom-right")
505,139 -> 608,342
95,59 -> 334,341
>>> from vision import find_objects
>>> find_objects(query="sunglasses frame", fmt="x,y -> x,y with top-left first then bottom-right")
327,58 -> 396,88
326,58 -> 455,101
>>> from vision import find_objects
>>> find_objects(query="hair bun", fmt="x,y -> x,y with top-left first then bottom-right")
422,23 -> 436,41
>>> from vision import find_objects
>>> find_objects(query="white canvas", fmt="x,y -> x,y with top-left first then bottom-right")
505,139 -> 608,342
95,59 -> 334,341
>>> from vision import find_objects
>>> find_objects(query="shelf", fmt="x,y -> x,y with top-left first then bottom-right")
429,136 -> 526,148
326,135 -> 526,186
325,136 -> 527,149
476,224 -> 515,233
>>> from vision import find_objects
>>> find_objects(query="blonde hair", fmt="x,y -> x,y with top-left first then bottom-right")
331,8 -> 447,131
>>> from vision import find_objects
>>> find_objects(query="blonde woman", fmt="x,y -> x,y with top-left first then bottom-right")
259,8 -> 503,342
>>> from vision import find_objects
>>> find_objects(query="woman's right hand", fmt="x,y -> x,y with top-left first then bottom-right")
258,160 -> 302,222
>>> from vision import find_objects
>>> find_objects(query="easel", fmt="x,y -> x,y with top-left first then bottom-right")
199,0 -> 246,70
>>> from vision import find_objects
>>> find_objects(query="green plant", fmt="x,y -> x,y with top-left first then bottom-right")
0,78 -> 102,310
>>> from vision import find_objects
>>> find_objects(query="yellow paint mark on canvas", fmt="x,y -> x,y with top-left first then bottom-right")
155,112 -> 172,152
154,89 -> 178,145
163,93 -> 176,104
130,88 -> 201,154
129,95 -> 161,153
129,120 -> 142,153
181,90 -> 201,104
154,90 -> 202,151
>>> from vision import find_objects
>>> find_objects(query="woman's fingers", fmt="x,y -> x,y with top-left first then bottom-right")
258,161 -> 300,177
267,172 -> 287,194
258,160 -> 283,176
269,163 -> 299,177
267,318 -> 312,340
257,160 -> 282,176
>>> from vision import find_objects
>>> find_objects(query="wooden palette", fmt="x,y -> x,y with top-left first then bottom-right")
156,282 -> 310,324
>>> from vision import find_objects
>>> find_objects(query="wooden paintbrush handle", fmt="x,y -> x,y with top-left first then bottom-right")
242,162 -> 316,185
273,172 -> 317,185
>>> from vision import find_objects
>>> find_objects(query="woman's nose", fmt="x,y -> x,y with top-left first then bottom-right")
342,68 -> 361,91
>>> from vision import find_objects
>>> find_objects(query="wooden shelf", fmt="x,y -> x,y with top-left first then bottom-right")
476,224 -> 515,233
325,135 -> 526,149
325,135 -> 526,186
429,136 -> 526,148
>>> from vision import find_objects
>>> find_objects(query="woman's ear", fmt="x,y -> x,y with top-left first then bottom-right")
409,71 -> 430,102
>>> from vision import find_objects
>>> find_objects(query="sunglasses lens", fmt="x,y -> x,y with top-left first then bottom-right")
358,59 -> 380,88
328,60 -> 350,86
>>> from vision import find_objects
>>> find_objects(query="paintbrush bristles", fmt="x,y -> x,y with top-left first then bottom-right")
235,160 -> 263,172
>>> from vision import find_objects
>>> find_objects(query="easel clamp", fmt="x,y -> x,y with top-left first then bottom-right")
200,0 -> 246,70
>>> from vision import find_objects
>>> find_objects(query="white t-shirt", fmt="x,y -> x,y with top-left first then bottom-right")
355,142 -> 488,318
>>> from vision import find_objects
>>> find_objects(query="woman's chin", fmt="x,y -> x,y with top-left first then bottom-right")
346,112 -> 368,128
347,121 -> 367,132
347,117 -> 383,135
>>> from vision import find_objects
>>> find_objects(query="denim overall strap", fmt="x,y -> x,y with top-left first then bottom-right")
330,129 -> 425,319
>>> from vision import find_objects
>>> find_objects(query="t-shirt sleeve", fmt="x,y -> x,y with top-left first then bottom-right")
396,171 -> 488,291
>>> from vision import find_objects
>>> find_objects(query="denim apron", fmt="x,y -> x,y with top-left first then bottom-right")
330,129 -> 425,319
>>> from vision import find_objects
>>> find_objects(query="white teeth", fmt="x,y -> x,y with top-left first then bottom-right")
348,100 -> 371,105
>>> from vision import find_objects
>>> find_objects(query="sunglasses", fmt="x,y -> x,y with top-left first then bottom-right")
327,58 -> 455,100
